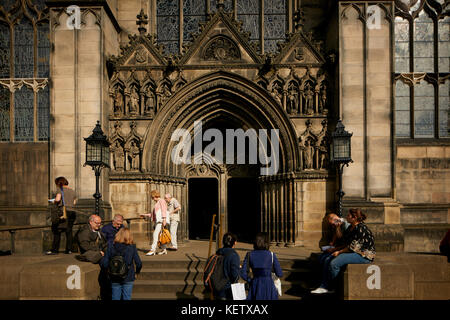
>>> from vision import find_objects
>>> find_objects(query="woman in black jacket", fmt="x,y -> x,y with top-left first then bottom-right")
101,227 -> 142,300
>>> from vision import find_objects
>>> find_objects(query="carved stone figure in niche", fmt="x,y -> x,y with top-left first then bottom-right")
128,141 -> 140,171
128,87 -> 139,115
113,89 -> 124,116
303,140 -> 314,170
112,140 -> 124,171
319,84 -> 327,113
318,145 -> 328,169
270,83 -> 283,105
287,84 -> 299,115
303,83 -> 314,115
159,84 -> 171,107
144,89 -> 155,116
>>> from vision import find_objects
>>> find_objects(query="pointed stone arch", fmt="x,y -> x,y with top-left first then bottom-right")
141,71 -> 300,177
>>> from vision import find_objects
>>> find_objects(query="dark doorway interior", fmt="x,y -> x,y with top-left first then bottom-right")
227,177 -> 261,243
188,178 -> 219,240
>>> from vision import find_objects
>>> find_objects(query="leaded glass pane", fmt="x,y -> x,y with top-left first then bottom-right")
395,17 -> 410,73
157,0 -> 180,54
238,14 -> 259,40
237,0 -> 259,14
439,81 -> 449,137
14,86 -> 34,141
183,0 -> 206,41
0,23 -> 10,78
414,81 -> 434,137
37,22 -> 50,78
264,0 -> 286,53
0,0 -> 16,12
438,17 -> 450,73
414,11 -> 434,73
264,14 -> 286,39
410,0 -> 422,13
0,87 -> 10,141
37,85 -> 49,141
395,81 -> 411,137
184,15 -> 203,41
264,0 -> 285,14
157,0 -> 179,16
237,0 -> 260,41
184,0 -> 206,15
14,18 -> 34,78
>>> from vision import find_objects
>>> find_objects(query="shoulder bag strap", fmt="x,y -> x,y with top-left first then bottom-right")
60,186 -> 65,206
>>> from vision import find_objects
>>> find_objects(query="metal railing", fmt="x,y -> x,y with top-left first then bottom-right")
0,217 -> 144,254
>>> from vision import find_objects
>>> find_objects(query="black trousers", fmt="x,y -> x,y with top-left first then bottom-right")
51,215 -> 75,253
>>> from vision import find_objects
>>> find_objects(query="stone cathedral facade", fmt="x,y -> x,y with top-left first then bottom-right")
0,0 -> 448,252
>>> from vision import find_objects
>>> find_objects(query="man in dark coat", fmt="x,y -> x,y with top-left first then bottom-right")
76,214 -> 107,264
101,214 -> 124,248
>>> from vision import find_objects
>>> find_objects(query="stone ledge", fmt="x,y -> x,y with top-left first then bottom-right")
341,253 -> 450,300
0,255 -> 100,300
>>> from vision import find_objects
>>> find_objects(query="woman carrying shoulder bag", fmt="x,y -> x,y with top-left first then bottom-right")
240,232 -> 283,300
101,227 -> 142,300
47,176 -> 77,255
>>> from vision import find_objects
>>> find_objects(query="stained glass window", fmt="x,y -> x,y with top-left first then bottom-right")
395,17 -> 410,73
414,11 -> 434,73
0,87 -> 10,141
157,0 -> 180,54
264,0 -> 286,53
14,18 -> 34,78
183,0 -> 206,42
0,23 -> 10,78
237,0 -> 260,41
14,86 -> 34,141
395,81 -> 411,137
395,1 -> 449,139
438,17 -> 449,73
37,22 -> 50,78
0,0 -> 50,142
439,81 -> 449,137
414,81 -> 434,137
37,85 -> 49,141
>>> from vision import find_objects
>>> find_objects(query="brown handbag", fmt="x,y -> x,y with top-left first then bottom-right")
158,226 -> 172,246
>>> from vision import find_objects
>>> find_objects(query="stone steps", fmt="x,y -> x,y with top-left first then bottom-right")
131,257 -> 320,300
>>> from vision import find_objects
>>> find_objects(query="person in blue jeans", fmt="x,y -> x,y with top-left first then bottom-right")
311,208 -> 376,294
315,212 -> 351,292
101,227 -> 142,300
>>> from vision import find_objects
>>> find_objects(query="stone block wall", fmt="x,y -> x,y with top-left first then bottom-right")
396,145 -> 450,252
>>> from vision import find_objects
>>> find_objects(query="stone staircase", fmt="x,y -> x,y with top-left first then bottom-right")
132,255 -> 322,300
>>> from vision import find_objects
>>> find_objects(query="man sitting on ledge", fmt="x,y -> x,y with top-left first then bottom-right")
76,214 -> 107,264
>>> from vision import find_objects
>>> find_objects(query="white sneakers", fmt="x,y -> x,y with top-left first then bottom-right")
310,287 -> 334,294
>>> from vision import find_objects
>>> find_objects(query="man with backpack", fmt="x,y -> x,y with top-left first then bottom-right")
204,233 -> 241,300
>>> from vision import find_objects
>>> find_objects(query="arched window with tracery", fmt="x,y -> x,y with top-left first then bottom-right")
0,0 -> 49,142
394,0 -> 449,139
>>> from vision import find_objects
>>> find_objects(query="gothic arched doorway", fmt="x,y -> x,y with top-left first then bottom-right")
142,71 -> 301,245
